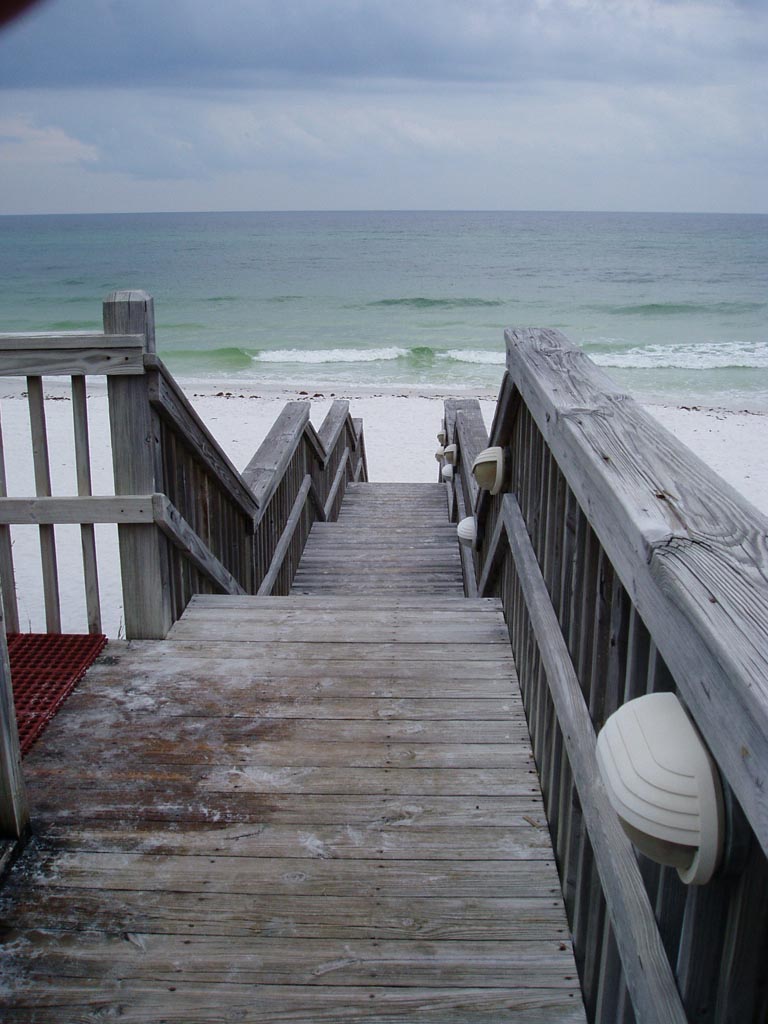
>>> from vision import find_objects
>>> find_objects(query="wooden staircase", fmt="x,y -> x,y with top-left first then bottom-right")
0,482 -> 585,1022
292,482 -> 464,595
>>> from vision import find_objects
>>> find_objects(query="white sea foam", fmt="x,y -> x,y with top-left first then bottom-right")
440,349 -> 506,365
254,347 -> 409,364
590,341 -> 768,371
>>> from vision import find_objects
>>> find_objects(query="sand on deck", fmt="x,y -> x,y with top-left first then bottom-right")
1,378 -> 766,636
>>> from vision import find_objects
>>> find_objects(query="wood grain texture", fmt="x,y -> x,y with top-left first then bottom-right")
0,591 -> 28,837
0,405 -> 19,633
0,590 -> 584,1022
27,375 -> 60,632
71,375 -> 101,633
505,326 -> 768,855
152,494 -> 247,596
242,402 -> 310,509
293,482 -> 463,597
501,492 -> 686,1023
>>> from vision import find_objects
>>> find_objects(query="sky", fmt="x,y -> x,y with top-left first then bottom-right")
0,0 -> 766,214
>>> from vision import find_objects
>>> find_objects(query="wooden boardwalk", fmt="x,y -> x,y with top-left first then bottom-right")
292,482 -> 465,595
0,483 -> 585,1022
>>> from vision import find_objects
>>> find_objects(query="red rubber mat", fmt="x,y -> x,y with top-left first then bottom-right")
6,633 -> 107,756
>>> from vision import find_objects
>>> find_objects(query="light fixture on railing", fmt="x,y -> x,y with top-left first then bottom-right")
441,464 -> 454,481
596,692 -> 724,885
457,516 -> 477,547
437,429 -> 447,445
471,446 -> 506,495
443,444 -> 458,466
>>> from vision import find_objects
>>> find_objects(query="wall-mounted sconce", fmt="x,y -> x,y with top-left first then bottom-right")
437,430 -> 447,445
596,692 -> 724,885
471,447 -> 506,495
457,516 -> 477,547
443,444 -> 458,466
441,464 -> 454,482
435,446 -> 445,462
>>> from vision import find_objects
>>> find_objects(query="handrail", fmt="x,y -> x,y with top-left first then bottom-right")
0,290 -> 367,637
500,329 -> 768,853
145,355 -> 259,521
501,490 -> 685,1023
444,327 -> 768,1023
244,398 -> 367,595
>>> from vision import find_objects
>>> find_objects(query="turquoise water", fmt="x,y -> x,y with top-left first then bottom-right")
0,210 -> 766,406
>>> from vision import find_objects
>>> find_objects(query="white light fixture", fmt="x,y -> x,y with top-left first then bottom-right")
435,446 -> 445,462
441,464 -> 454,481
471,447 -> 505,495
437,429 -> 447,445
596,692 -> 724,885
457,516 -> 477,547
443,444 -> 458,466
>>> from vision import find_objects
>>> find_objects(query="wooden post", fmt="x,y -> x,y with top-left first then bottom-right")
0,405 -> 19,634
104,291 -> 172,639
0,589 -> 28,838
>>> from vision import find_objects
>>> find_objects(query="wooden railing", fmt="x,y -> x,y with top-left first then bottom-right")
244,397 -> 366,598
444,329 -> 768,1024
0,290 -> 367,640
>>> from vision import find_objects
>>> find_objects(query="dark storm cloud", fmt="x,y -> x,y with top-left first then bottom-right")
1,0 -> 764,90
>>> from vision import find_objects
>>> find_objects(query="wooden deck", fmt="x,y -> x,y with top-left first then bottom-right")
0,483 -> 585,1022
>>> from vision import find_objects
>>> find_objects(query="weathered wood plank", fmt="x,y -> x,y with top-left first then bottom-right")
152,495 -> 247,596
71,375 -> 101,633
0,331 -> 143,350
0,591 -> 28,836
242,402 -> 309,509
317,399 -> 350,457
257,474 -> 313,595
0,347 -> 145,376
0,404 -> 19,633
0,983 -> 586,1024
1,888 -> 564,940
0,933 -> 580,988
105,293 -> 172,639
0,495 -> 155,525
323,445 -> 350,519
35,734 -> 531,769
185,593 -> 501,610
145,359 -> 259,520
37,822 -> 553,859
501,492 -> 687,1024
27,849 -> 562,897
27,375 -> 61,632
506,326 -> 768,854
27,791 -> 542,828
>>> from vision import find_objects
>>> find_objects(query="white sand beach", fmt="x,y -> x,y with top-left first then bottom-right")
2,379 -> 767,637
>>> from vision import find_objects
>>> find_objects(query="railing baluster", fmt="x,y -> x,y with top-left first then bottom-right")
71,375 -> 101,634
449,325 -> 768,1022
0,407 -> 19,634
27,375 -> 61,632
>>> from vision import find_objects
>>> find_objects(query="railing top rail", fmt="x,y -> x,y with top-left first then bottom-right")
0,331 -> 146,377
317,399 -> 351,456
144,355 -> 260,521
504,326 -> 768,854
0,332 -> 144,349
242,401 -> 310,510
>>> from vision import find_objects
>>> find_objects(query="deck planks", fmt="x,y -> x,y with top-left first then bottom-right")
0,481 -> 585,1022
291,482 -> 465,595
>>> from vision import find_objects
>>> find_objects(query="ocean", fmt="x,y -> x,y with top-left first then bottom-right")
1,210 -> 766,408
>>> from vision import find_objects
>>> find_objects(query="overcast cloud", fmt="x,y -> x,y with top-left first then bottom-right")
0,0 -> 766,213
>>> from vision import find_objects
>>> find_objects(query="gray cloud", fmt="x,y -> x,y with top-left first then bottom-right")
1,0 -> 765,90
1,0 -> 766,214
